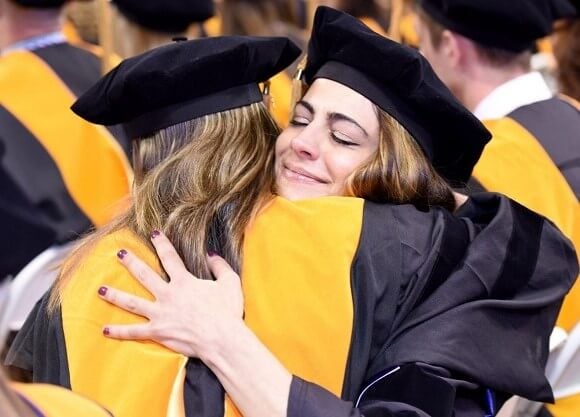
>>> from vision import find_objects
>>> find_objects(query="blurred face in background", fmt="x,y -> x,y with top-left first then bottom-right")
415,13 -> 461,96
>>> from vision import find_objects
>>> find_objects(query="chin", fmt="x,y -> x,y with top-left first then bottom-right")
277,184 -> 329,201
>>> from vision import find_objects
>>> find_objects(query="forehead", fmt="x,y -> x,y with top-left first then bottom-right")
302,78 -> 377,119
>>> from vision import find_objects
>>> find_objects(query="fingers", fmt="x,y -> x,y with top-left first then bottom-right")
98,286 -> 155,319
102,323 -> 152,341
207,253 -> 240,284
150,230 -> 191,282
117,249 -> 166,296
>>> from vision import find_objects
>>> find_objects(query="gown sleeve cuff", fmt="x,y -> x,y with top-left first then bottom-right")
288,375 -> 357,417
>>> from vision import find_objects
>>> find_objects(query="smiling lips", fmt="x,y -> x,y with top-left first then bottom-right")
282,164 -> 328,184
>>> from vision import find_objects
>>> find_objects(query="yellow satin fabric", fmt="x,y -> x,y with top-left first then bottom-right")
0,51 -> 132,226
12,383 -> 113,417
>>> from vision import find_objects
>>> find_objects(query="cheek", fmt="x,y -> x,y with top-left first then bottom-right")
326,151 -> 372,183
326,147 -> 376,185
274,132 -> 291,159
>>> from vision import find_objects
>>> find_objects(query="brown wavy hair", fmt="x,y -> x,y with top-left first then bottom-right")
345,108 -> 455,211
49,102 -> 278,310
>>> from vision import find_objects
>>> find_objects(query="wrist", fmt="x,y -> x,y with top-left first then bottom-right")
199,316 -> 247,366
201,319 -> 292,417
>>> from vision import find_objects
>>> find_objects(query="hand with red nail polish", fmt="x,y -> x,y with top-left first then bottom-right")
100,231 -> 243,361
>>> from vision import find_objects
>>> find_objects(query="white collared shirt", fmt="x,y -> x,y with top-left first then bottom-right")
1,31 -> 66,56
473,72 -> 553,120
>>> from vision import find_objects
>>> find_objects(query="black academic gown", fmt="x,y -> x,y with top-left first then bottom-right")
7,193 -> 577,417
0,42 -> 132,280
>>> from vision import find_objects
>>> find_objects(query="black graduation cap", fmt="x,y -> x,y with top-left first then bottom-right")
303,6 -> 490,185
418,0 -> 577,52
72,36 -> 301,138
112,0 -> 214,33
11,0 -> 66,8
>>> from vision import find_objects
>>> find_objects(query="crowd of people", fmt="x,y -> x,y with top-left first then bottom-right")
0,1 -> 579,417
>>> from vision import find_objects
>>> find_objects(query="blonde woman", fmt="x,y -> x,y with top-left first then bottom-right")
109,0 -> 215,58
6,35 -> 300,417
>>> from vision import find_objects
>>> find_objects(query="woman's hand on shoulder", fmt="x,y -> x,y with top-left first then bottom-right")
98,231 -> 244,360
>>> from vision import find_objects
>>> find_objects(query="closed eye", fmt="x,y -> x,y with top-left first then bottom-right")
289,117 -> 310,126
331,131 -> 358,146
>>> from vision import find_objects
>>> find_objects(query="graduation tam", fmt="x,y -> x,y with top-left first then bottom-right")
112,0 -> 214,33
72,36 -> 301,138
417,0 -> 577,52
303,6 -> 491,185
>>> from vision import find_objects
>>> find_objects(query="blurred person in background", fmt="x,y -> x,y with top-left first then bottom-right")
315,0 -> 390,34
415,0 -> 579,200
553,0 -> 580,101
62,0 -> 99,45
221,0 -> 304,126
0,0 -> 132,282
108,0 -> 215,58
415,1 -> 580,416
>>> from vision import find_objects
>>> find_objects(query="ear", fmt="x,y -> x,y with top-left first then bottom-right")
439,30 -> 462,68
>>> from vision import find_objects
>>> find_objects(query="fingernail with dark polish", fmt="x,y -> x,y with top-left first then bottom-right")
117,249 -> 127,259
103,327 -> 110,336
151,230 -> 161,239
98,286 -> 107,296
208,251 -> 219,257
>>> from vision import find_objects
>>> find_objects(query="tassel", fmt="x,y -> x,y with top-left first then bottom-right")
262,80 -> 272,112
291,55 -> 307,110
97,0 -> 114,74
388,0 -> 404,42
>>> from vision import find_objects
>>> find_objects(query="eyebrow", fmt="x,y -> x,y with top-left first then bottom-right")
328,112 -> 369,138
295,100 -> 314,114
295,100 -> 369,138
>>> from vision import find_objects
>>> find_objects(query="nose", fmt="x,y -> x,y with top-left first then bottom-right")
290,126 -> 321,160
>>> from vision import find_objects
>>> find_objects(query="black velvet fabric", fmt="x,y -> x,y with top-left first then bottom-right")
418,0 -> 576,52
287,194 -> 577,417
112,0 -> 214,33
10,0 -> 65,9
304,7 -> 490,185
72,36 -> 301,137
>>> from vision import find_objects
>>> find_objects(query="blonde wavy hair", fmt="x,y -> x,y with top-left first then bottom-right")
49,102 -> 278,310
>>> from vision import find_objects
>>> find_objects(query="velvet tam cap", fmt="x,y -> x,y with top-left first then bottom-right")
112,0 -> 214,33
72,36 -> 301,138
303,6 -> 491,185
418,0 -> 577,52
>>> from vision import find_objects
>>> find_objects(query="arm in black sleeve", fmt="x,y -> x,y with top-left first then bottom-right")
288,363 -> 488,417
5,291 -> 71,387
